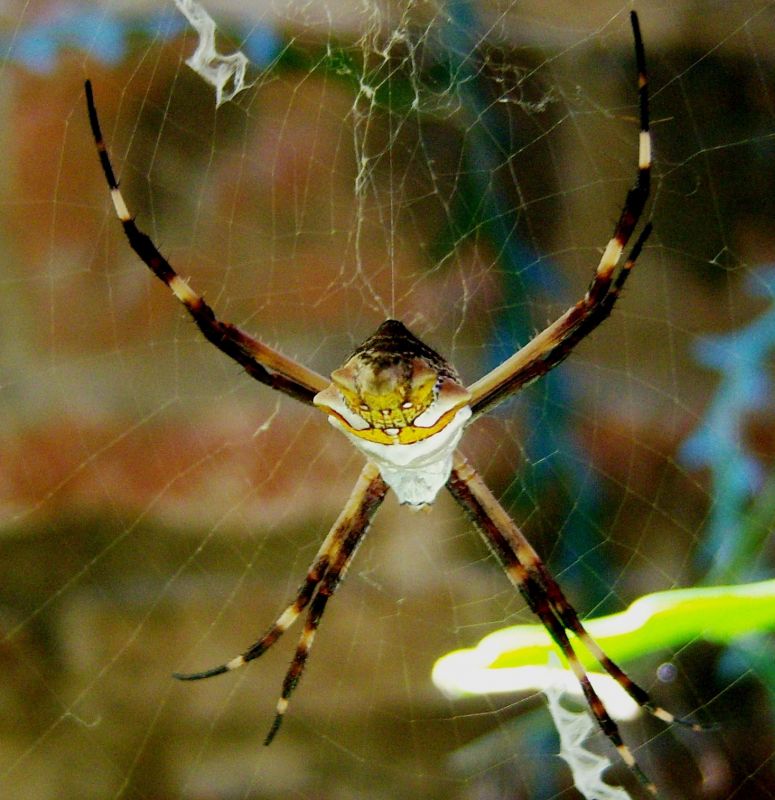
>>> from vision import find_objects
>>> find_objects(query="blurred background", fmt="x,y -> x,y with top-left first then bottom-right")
2,1 -> 775,798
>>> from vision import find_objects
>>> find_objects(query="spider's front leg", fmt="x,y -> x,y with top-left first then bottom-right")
469,11 -> 651,418
85,80 -> 328,405
175,462 -> 389,744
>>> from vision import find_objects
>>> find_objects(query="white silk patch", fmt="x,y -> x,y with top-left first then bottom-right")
327,406 -> 472,506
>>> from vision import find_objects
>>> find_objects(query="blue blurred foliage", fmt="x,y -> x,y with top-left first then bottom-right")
1,5 -> 280,74
242,24 -> 283,67
681,268 -> 775,583
681,268 -> 775,707
7,7 -> 128,71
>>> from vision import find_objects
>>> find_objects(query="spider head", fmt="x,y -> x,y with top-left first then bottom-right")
313,319 -> 471,445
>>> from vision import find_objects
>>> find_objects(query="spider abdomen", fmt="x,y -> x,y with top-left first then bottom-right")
331,404 -> 471,506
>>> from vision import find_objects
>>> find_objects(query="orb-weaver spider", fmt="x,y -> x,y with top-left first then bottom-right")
85,12 -> 700,796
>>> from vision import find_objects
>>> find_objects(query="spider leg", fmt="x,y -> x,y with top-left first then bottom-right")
84,80 -> 328,405
263,484 -> 385,744
469,11 -> 650,418
446,451 -> 694,797
531,556 -> 704,733
173,547 -> 331,682
174,462 -> 388,740
471,224 -> 650,418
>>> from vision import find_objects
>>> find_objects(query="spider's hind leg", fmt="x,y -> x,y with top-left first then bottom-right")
174,462 -> 389,744
262,501 -> 381,744
173,559 -> 327,682
446,452 -> 688,797
538,564 -> 705,732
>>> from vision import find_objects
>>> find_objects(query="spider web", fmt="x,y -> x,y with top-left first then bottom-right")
2,1 -> 775,799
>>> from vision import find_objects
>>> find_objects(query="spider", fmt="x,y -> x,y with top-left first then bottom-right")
85,12 -> 700,797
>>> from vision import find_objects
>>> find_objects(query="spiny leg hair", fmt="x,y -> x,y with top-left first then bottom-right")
174,463 -> 388,745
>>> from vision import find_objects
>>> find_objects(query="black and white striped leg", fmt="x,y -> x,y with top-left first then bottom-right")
446,452 -> 699,797
469,11 -> 651,417
263,488 -> 385,744
174,462 -> 389,743
84,80 -> 328,405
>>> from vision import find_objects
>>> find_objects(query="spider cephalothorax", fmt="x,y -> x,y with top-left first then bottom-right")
314,320 -> 471,436
86,14 -> 702,796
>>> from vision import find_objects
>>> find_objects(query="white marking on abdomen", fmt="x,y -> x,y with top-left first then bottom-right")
329,406 -> 472,506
